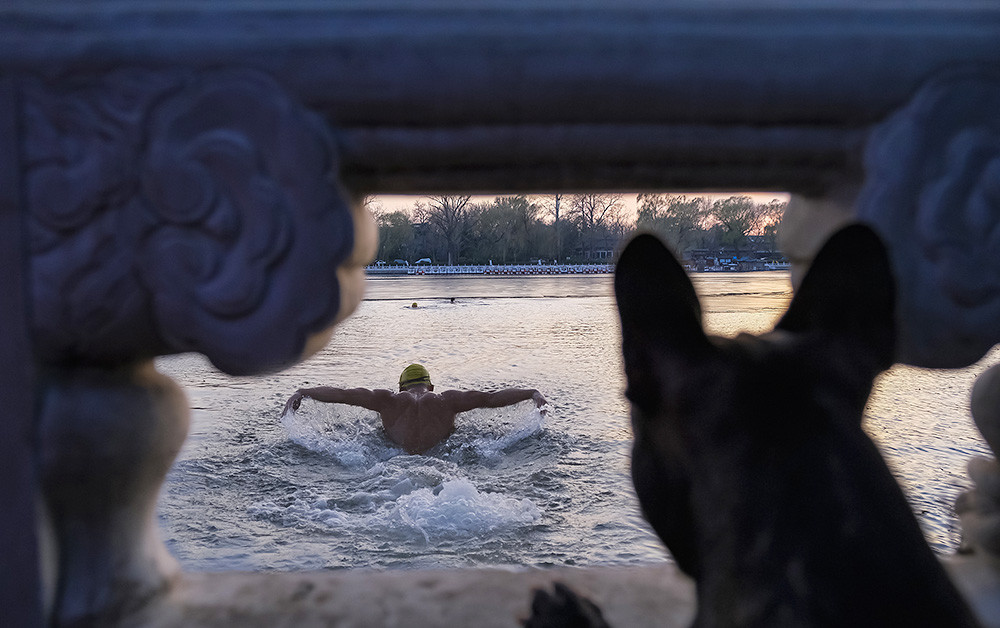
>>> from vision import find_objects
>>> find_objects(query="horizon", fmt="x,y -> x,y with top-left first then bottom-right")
371,191 -> 790,219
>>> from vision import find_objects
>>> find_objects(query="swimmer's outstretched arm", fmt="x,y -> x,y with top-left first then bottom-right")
442,388 -> 546,414
283,386 -> 394,414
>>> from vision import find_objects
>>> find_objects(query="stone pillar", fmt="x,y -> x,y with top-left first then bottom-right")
949,365 -> 1000,624
37,363 -> 188,626
956,365 -> 1000,558
18,68 -> 374,624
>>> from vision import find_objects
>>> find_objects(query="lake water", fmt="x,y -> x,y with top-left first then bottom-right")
156,272 -> 997,572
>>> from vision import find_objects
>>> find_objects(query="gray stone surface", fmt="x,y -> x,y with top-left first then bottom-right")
125,564 -> 696,628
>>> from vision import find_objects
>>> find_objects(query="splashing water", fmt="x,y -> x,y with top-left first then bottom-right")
378,478 -> 543,543
280,399 -> 547,466
257,399 -> 547,546
279,402 -> 402,466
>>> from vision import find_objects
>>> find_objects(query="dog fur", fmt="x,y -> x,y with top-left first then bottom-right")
611,225 -> 978,626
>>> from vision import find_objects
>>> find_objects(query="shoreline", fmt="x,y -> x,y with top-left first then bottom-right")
365,263 -> 790,276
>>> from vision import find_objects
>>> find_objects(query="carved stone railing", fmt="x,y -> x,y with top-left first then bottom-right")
2,2 -> 1000,625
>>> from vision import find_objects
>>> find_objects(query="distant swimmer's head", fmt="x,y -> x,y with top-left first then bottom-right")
399,363 -> 433,391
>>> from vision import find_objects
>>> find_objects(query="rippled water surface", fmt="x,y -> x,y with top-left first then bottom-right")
157,272 -> 997,571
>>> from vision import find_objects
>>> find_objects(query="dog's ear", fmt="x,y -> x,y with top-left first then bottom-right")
776,224 -> 895,371
615,233 -> 709,411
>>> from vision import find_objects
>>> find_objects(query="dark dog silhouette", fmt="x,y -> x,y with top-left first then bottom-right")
616,225 -> 977,626
526,225 -> 978,627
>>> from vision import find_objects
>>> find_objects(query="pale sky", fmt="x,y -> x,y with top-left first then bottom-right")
371,191 -> 790,218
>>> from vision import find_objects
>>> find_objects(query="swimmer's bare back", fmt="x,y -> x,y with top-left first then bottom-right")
285,386 -> 546,454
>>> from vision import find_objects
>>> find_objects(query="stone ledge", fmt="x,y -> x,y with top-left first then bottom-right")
124,563 -> 696,628
945,555 -> 1000,627
120,556 -> 1000,627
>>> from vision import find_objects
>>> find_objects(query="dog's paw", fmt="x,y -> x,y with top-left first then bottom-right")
522,581 -> 611,628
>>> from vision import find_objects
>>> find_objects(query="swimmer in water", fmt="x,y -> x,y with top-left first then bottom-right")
283,363 -> 547,454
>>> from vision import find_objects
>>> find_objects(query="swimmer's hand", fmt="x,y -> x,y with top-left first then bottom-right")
532,391 -> 548,414
283,391 -> 306,415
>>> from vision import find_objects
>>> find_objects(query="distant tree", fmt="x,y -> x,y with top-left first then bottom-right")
466,195 -> 544,264
709,195 -> 760,254
635,193 -> 666,227
567,193 -> 626,260
636,194 -> 710,253
704,195 -> 790,256
606,203 -> 632,244
757,198 -> 786,253
363,195 -> 386,219
375,210 -> 414,263
559,219 -> 582,263
539,193 -> 566,260
497,195 -> 539,262
415,195 -> 473,265
466,199 -> 508,263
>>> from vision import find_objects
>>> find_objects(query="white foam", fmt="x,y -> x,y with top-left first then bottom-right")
263,401 -> 547,541
373,478 -> 543,542
250,474 -> 543,543
467,405 -> 547,461
280,402 -> 401,465
439,401 -> 547,463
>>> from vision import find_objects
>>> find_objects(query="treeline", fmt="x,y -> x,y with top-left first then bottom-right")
367,193 -> 786,266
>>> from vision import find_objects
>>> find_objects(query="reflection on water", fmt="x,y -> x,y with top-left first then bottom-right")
157,272 -> 996,571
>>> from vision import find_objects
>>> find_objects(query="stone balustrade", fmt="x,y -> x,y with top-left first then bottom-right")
2,1 -> 1000,625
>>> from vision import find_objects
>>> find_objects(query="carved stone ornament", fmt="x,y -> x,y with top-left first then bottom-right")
857,67 -> 1000,368
25,69 -> 355,375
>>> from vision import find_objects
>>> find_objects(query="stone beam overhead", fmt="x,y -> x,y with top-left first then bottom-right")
2,2 -> 999,193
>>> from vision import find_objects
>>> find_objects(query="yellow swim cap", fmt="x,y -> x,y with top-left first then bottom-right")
399,363 -> 431,390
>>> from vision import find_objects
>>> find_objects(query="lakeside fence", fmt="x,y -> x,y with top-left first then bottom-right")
366,264 -> 615,275
365,262 -> 791,276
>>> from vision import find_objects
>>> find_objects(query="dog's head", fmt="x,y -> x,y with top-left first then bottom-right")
614,225 -> 895,578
